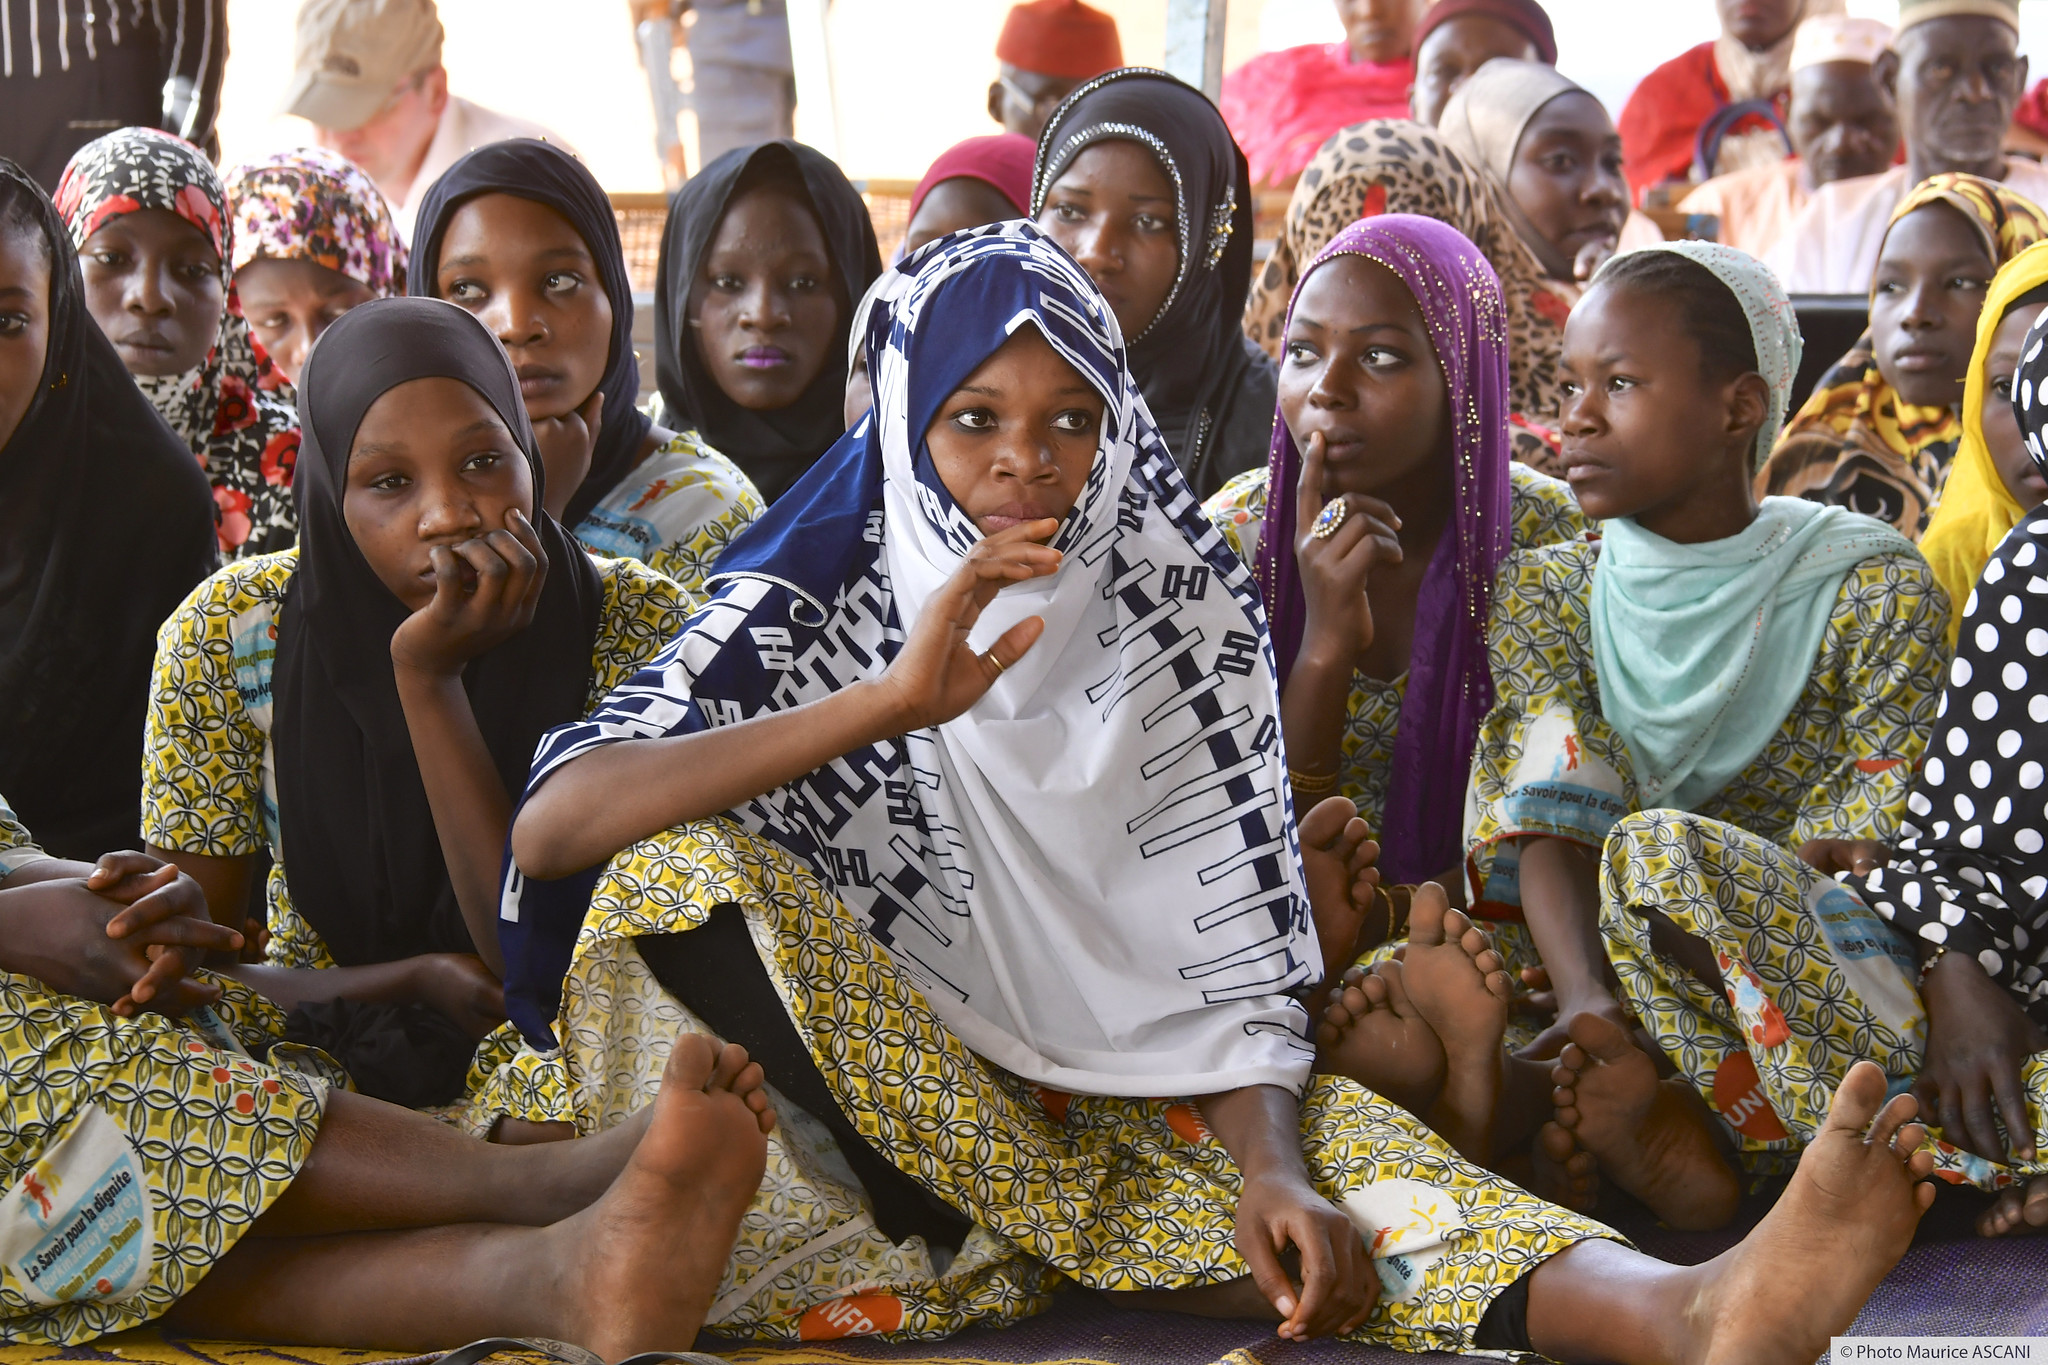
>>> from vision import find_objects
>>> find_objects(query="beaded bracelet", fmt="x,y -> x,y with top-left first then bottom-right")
1289,766 -> 1341,796
1916,944 -> 1949,987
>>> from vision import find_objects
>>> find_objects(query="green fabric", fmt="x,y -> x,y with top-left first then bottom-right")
1590,497 -> 1918,812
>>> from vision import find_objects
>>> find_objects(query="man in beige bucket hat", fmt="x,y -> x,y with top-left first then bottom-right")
285,0 -> 572,240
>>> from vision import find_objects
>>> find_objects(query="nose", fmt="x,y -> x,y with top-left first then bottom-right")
416,475 -> 485,543
990,425 -> 1061,483
1304,356 -> 1349,411
1560,383 -> 1601,437
1068,218 -> 1121,280
480,285 -> 545,351
1899,279 -> 1944,331
125,255 -> 174,317
1582,164 -> 1627,211
737,276 -> 792,334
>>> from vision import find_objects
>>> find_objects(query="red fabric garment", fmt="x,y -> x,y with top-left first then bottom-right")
1617,40 -> 1784,205
1220,44 -> 1415,187
910,134 -> 1037,218
2017,77 -> 2048,140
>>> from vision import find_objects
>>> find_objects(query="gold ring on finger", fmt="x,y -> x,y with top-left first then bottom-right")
1311,497 -> 1349,541
981,650 -> 1008,677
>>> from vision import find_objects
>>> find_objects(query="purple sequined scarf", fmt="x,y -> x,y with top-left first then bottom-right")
1253,214 -> 1513,885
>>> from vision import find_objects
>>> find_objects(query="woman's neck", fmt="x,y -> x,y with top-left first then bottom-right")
1631,459 -> 1760,545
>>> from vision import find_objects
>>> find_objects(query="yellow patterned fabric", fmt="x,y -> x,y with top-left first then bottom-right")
0,981 -> 326,1344
0,799 -> 44,878
1466,541 -> 1948,919
570,429 -> 764,600
482,818 -> 1613,1349
1601,808 -> 2048,1192
141,548 -> 698,972
1203,463 -> 1589,834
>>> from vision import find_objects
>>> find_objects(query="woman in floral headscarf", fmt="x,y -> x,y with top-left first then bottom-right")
1759,173 -> 2048,540
57,127 -> 302,558
226,146 -> 406,386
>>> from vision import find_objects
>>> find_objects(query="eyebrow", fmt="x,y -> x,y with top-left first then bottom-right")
1294,318 -> 1413,337
0,285 -> 33,300
440,244 -> 591,270
950,382 -> 1096,398
349,418 -> 505,460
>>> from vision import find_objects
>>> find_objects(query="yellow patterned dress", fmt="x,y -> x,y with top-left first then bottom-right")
475,818 -> 1616,1349
570,430 -> 763,599
0,798 -> 328,1346
1463,540 -> 1949,980
1600,808 -> 2046,1191
139,549 -> 697,1114
1203,463 -> 1590,834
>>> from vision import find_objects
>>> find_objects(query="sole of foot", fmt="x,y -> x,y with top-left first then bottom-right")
1550,1012 -> 1740,1231
1298,795 -> 1379,974
1531,1118 -> 1601,1214
1315,960 -> 1445,1115
1979,1173 -> 2048,1237
553,1033 -> 773,1361
1399,884 -> 1513,1166
1683,1061 -> 1934,1365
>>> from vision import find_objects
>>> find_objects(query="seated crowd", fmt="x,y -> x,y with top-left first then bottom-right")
15,0 -> 2048,1360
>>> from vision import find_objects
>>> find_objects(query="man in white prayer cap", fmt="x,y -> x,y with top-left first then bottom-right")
1680,15 -> 1898,258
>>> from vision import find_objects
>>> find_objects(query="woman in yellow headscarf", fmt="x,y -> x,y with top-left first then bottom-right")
1758,173 -> 2048,538
1920,240 -> 2048,644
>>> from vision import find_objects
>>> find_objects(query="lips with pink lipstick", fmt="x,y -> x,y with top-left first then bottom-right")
738,345 -> 793,370
979,502 -> 1060,534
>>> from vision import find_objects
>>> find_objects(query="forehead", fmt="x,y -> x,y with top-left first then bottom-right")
0,216 -> 50,285
1055,139 -> 1173,195
84,206 -> 216,254
1518,91 -> 1616,145
1293,253 -> 1421,324
1791,60 -> 1881,102
1902,16 -> 2018,62
1418,14 -> 1536,66
351,374 -> 509,447
441,193 -> 590,257
1879,200 -> 1990,264
1991,302 -> 2048,356
707,184 -> 830,257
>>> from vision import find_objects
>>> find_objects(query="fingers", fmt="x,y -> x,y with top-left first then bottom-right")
1284,1213 -> 1340,1339
104,871 -> 224,939
86,851 -> 171,897
1962,1081 -> 2003,1164
1295,430 -> 1328,532
981,616 -> 1046,679
1993,1062 -> 2038,1161
113,910 -> 243,954
127,947 -> 204,1010
1235,1226 -> 1301,1337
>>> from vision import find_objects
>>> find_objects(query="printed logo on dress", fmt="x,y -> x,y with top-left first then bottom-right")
1716,952 -> 1792,1051
1339,1179 -> 1465,1303
1710,1051 -> 1789,1142
0,1105 -> 155,1306
799,1292 -> 905,1339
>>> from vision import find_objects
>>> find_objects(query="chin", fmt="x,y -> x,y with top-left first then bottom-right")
718,370 -> 811,412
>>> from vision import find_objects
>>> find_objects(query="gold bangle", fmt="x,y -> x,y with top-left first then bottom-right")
1289,766 -> 1341,796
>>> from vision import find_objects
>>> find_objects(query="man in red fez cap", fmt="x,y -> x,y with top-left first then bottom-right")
987,0 -> 1124,140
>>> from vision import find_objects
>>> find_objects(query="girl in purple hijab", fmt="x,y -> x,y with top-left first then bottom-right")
1205,213 -> 1589,978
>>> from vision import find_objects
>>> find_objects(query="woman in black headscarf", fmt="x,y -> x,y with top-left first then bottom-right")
139,296 -> 696,1108
1033,67 -> 1275,498
0,158 -> 217,861
410,139 -> 762,598
655,140 -> 883,504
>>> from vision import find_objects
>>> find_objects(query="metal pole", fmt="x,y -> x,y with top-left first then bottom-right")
1162,0 -> 1227,101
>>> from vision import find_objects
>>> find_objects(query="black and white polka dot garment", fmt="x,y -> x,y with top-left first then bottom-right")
1853,310 -> 2048,1021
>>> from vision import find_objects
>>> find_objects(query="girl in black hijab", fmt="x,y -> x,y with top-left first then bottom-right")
1033,67 -> 1275,499
655,140 -> 883,503
411,139 -> 762,598
139,296 -> 695,1108
0,158 -> 217,861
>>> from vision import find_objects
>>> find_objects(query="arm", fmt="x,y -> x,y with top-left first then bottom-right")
1516,835 -> 1627,1056
514,525 -> 1063,880
1198,1084 -> 1375,1341
1278,433 -> 1401,795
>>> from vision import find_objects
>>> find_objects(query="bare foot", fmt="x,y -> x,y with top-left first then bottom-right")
550,1033 -> 773,1360
1314,960 -> 1445,1114
1531,1119 -> 1600,1214
1298,795 -> 1381,984
1979,1173 -> 2048,1237
1551,1012 -> 1741,1231
1683,1061 -> 1934,1364
1399,884 -> 1513,1165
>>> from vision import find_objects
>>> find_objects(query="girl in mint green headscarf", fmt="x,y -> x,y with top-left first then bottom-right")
1441,242 -> 1949,1225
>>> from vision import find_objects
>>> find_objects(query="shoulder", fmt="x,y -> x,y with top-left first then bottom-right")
165,549 -> 297,637
1206,467 -> 1271,522
1804,167 -> 1902,222
1832,549 -> 1949,638
2000,159 -> 2048,203
1507,464 -> 1589,548
1619,43 -> 1719,116
597,554 -> 699,629
1497,538 -> 1597,618
644,431 -> 763,506
453,95 -> 569,149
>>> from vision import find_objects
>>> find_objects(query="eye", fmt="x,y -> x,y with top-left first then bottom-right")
1605,375 -> 1637,393
445,279 -> 486,302
178,261 -> 214,285
949,406 -> 997,431
1874,279 -> 1904,295
543,272 -> 580,295
368,470 -> 409,492
1949,275 -> 1991,292
90,249 -> 127,267
1994,374 -> 2016,399
1052,408 -> 1095,434
1283,340 -> 1321,365
1134,213 -> 1171,233
711,273 -> 744,292
1561,379 -> 1585,398
1052,201 -> 1086,223
463,451 -> 506,473
1363,346 -> 1405,368
789,274 -> 821,292
0,313 -> 28,337
1542,152 -> 1578,173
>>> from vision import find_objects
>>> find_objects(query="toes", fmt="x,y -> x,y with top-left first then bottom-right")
1537,1121 -> 1577,1162
663,1032 -> 721,1090
707,1041 -> 754,1092
1563,1012 -> 1636,1064
1407,882 -> 1450,947
1342,982 -> 1373,1016
1865,1090 -> 1922,1152
1359,971 -> 1391,1009
1822,1059 -> 1891,1135
1301,795 -> 1356,849
2023,1177 -> 2048,1226
1483,968 -> 1515,1004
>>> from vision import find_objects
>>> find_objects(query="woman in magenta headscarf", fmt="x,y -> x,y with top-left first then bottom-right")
1206,213 -> 1588,973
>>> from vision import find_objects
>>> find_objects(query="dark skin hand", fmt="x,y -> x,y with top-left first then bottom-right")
1410,14 -> 1542,128
1198,1084 -> 1377,1340
236,256 -> 377,387
1036,140 -> 1180,342
1870,202 -> 1995,411
0,852 -> 243,1016
1873,17 -> 2028,186
1787,59 -> 1901,187
1982,304 -> 2048,511
690,184 -> 845,415
1918,950 -> 2047,1163
78,207 -> 223,377
1502,92 -> 1629,284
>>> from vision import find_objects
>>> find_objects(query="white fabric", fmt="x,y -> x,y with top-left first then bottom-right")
1789,15 -> 1893,71
390,95 -> 574,241
1766,161 -> 2048,294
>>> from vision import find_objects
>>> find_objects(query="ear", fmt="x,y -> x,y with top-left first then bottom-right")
1725,371 -> 1772,463
1871,49 -> 1901,108
2014,53 -> 2032,101
425,65 -> 451,116
988,79 -> 1006,128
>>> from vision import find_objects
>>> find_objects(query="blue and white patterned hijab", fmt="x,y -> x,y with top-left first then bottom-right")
504,221 -> 1317,1097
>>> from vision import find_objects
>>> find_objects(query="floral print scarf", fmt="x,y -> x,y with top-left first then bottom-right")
57,128 -> 301,558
